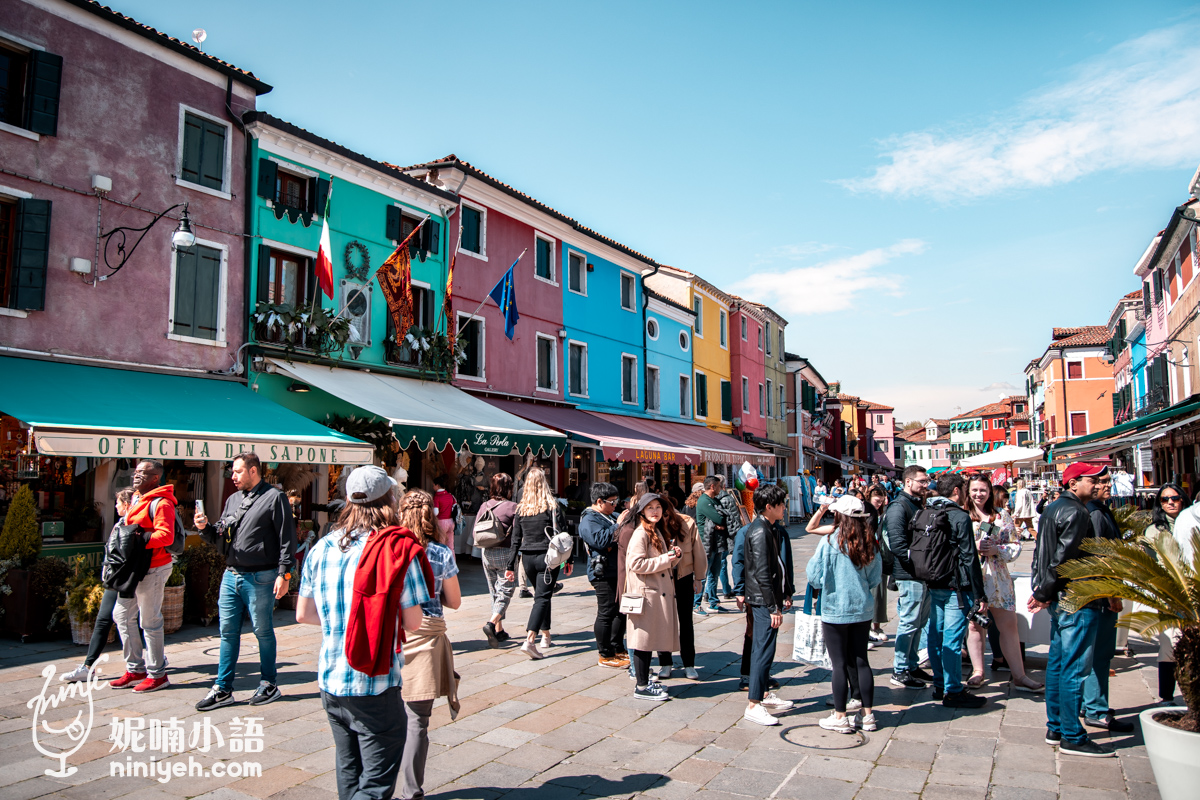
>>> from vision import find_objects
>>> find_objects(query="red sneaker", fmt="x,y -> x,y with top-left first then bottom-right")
132,675 -> 169,693
111,671 -> 147,688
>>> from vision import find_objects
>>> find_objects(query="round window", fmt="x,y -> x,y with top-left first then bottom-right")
646,318 -> 659,340
679,330 -> 690,351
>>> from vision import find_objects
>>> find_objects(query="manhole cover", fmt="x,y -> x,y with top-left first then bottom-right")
780,724 -> 869,750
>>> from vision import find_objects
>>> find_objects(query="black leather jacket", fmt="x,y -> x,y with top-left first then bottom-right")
1031,490 -> 1092,603
885,491 -> 923,582
741,517 -> 794,612
101,519 -> 151,597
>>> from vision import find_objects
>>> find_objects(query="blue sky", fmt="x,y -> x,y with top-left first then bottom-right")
122,0 -> 1200,420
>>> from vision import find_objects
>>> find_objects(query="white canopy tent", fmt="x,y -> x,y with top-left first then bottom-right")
958,445 -> 1045,470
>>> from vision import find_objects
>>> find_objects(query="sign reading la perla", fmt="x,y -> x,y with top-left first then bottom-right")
33,429 -> 373,465
471,432 -> 513,455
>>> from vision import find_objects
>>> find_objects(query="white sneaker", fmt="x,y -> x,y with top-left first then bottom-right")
657,665 -> 672,679
759,692 -> 794,711
819,713 -> 855,734
685,667 -> 700,680
917,649 -> 930,668
520,641 -> 543,660
744,704 -> 780,726
869,630 -> 889,643
859,713 -> 878,732
60,664 -> 91,683
846,698 -> 863,712
539,637 -> 552,650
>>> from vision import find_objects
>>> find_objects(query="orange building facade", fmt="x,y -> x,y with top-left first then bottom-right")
1037,327 -> 1116,445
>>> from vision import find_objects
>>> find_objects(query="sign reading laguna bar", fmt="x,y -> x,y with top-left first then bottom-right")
33,429 -> 373,465
601,445 -> 698,465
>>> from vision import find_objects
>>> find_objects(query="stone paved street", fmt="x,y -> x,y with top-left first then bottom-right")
0,526 -> 1165,800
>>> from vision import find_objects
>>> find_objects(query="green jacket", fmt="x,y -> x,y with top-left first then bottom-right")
696,493 -> 726,549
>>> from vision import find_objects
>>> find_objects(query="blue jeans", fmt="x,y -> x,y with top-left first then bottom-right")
927,588 -> 970,695
893,580 -> 930,674
1046,601 -> 1102,744
747,605 -> 778,702
702,545 -> 729,606
216,568 -> 279,691
1082,605 -> 1117,720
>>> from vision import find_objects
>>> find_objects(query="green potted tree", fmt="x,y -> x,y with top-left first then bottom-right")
58,555 -> 105,646
162,559 -> 186,634
0,485 -> 53,639
1061,528 -> 1199,800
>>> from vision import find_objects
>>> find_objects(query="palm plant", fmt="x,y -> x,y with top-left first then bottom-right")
1060,528 -> 1200,732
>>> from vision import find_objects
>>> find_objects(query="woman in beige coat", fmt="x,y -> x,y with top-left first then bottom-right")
656,495 -> 707,681
625,493 -> 682,701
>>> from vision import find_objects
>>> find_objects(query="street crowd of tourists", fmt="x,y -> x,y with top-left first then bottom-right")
56,446 -> 1180,800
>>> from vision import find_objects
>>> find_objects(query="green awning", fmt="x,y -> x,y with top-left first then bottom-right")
1051,396 -> 1200,457
269,359 -> 565,458
0,356 -> 373,464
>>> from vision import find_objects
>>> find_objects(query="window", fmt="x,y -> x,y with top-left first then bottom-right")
679,375 -> 691,418
758,326 -> 763,351
875,441 -> 889,452
568,342 -> 588,396
457,315 -> 484,378
1,196 -> 52,312
1067,361 -> 1083,380
679,330 -> 690,351
568,252 -> 586,294
778,330 -> 785,361
536,334 -> 556,391
620,272 -> 635,311
692,296 -> 703,335
535,235 -> 554,282
278,171 -> 307,211
171,242 -> 225,342
1152,269 -> 1163,304
460,204 -> 484,255
876,414 -> 884,424
180,110 -> 228,193
0,44 -> 61,136
779,385 -> 786,419
765,322 -> 772,355
719,310 -> 728,347
1070,412 -> 1088,436
742,377 -> 749,411
622,354 -> 638,404
695,372 -> 708,417
758,384 -> 764,416
766,379 -> 773,417
646,365 -> 660,411
721,380 -> 732,422
646,317 -> 659,340
741,316 -> 748,340
1014,403 -> 1024,413
260,247 -> 314,308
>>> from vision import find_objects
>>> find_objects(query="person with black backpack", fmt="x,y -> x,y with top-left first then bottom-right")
886,465 -> 935,690
911,472 -> 987,708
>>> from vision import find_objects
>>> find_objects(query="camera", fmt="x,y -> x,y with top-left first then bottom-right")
967,606 -> 991,628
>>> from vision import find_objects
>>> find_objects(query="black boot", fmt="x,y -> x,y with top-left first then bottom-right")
1159,661 -> 1178,703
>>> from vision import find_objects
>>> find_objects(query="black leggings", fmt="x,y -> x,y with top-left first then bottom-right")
85,588 -> 119,667
632,649 -> 653,687
658,573 -> 695,669
823,620 -> 873,712
522,553 -> 559,634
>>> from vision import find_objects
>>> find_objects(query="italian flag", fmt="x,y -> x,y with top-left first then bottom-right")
315,180 -> 334,299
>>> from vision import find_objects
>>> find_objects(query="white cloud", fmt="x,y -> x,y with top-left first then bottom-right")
731,239 -> 926,315
842,23 -> 1200,200
980,381 -> 1022,395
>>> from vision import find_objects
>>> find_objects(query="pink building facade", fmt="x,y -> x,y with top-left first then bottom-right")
730,299 -> 768,440
862,400 -> 896,470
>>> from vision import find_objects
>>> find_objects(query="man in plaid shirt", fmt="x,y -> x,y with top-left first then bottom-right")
298,466 -> 430,800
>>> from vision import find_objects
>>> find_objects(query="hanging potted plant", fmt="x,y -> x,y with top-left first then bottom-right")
162,559 -> 186,634
1060,528 -> 1199,800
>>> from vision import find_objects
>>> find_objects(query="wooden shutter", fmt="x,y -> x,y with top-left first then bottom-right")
461,207 -> 480,252
424,219 -> 440,255
257,158 -> 277,200
10,198 -> 51,311
257,244 -> 272,303
312,177 -> 330,215
181,115 -> 203,185
385,205 -> 402,241
721,380 -> 732,421
173,244 -> 221,340
24,50 -> 62,136
198,121 -> 226,190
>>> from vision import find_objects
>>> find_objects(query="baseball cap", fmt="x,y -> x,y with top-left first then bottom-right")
1061,461 -> 1109,487
830,495 -> 869,517
346,465 -> 398,504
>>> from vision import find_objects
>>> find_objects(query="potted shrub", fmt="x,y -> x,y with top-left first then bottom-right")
0,486 -> 56,640
180,542 -> 224,625
162,559 -> 186,634
1061,528 -> 1199,800
277,569 -> 301,611
58,555 -> 105,646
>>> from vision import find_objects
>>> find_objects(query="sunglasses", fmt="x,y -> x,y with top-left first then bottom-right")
1160,495 -> 1183,504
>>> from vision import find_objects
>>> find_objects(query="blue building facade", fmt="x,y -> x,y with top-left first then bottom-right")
644,290 -> 697,421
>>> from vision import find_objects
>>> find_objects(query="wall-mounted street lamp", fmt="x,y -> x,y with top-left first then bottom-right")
97,202 -> 196,281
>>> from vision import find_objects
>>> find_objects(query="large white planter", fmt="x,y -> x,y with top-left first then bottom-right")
1139,706 -> 1200,800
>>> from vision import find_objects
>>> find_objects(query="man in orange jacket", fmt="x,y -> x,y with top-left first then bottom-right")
111,460 -> 177,693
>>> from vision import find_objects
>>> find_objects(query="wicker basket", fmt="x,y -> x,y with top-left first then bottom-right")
69,612 -> 114,646
162,584 -> 185,634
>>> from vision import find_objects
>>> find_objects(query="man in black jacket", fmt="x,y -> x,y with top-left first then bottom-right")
923,474 -> 987,709
1028,461 -> 1115,758
578,482 -> 627,669
194,451 -> 295,711
1081,477 -> 1134,734
887,465 -> 934,689
736,484 -> 795,726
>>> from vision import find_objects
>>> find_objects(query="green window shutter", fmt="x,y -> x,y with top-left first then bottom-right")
461,207 -> 480,252
257,158 -> 277,200
312,177 -> 330,216
181,114 -> 203,185
427,219 -> 440,255
721,380 -> 732,421
10,198 -> 52,311
256,244 -> 272,303
385,205 -> 402,241
198,120 -> 226,190
536,238 -> 551,279
696,374 -> 708,417
24,50 -> 62,136
173,245 -> 222,339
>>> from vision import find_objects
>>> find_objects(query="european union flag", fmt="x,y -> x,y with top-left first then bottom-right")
487,257 -> 520,340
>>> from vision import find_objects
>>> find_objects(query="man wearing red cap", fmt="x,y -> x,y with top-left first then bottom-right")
1028,461 -> 1116,758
